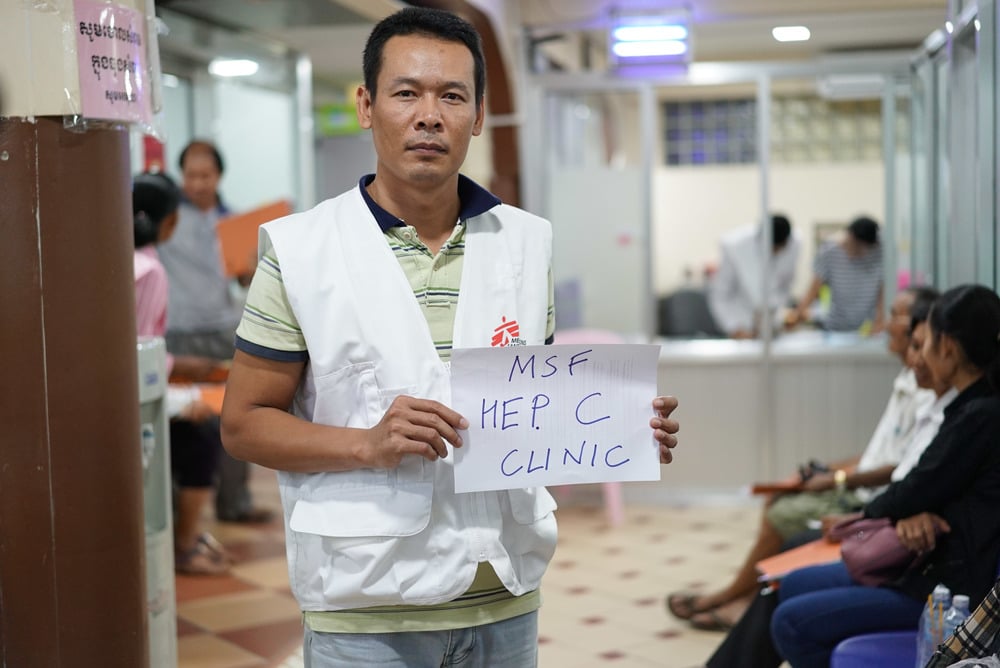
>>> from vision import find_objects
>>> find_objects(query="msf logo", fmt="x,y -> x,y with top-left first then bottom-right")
491,316 -> 526,347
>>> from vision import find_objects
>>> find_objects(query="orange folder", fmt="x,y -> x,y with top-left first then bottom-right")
196,384 -> 226,415
756,538 -> 842,583
751,473 -> 804,496
217,200 -> 292,277
751,480 -> 805,495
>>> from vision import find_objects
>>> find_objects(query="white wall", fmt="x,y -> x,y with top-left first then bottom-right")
652,161 -> 886,297
214,80 -> 298,211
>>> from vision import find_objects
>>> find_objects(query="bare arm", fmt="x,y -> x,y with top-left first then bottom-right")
221,350 -> 467,473
786,275 -> 823,328
844,463 -> 894,490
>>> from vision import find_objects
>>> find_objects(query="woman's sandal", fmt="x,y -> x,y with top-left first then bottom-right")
176,539 -> 230,576
689,609 -> 736,632
665,591 -> 716,620
197,532 -> 232,564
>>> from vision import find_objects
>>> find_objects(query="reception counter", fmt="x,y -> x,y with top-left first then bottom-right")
626,331 -> 899,505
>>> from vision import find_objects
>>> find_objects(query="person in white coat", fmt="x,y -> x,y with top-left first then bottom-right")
708,215 -> 800,339
220,8 -> 680,667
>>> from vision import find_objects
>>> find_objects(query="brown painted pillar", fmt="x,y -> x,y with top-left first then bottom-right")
410,0 -> 523,206
0,116 -> 148,665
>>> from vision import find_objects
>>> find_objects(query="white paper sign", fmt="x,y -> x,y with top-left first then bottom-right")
450,343 -> 661,493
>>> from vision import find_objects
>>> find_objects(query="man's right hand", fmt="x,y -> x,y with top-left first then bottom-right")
360,396 -> 469,468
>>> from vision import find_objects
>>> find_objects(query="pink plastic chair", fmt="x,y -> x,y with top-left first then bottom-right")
550,328 -> 628,527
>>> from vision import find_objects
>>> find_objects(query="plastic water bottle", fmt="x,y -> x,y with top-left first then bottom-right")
940,594 -> 971,644
915,584 -> 951,668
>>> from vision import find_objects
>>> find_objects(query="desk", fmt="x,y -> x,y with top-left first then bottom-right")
626,331 -> 899,504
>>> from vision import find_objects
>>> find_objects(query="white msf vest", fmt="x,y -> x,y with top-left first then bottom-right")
262,186 -> 558,611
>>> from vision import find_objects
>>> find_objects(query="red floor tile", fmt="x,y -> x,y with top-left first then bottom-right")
175,573 -> 258,603
176,617 -> 204,637
218,617 -> 304,662
224,539 -> 289,563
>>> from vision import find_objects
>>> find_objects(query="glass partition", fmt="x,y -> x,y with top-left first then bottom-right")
890,90 -> 913,295
910,56 -> 939,287
934,52 -> 951,288
907,3 -> 999,292
950,11 -> 984,285
978,0 -> 999,287
541,87 -> 654,336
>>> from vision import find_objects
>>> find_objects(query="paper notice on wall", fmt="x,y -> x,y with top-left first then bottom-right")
73,0 -> 152,125
450,343 -> 662,493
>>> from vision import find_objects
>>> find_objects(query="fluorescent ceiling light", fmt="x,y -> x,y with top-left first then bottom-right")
612,40 -> 687,58
208,58 -> 259,77
772,26 -> 811,42
613,25 -> 688,42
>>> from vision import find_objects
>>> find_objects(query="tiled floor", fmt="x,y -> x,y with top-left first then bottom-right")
177,469 -> 762,667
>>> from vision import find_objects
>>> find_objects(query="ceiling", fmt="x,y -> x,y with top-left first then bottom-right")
156,0 -> 949,92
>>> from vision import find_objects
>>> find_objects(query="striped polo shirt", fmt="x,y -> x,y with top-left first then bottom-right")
814,241 -> 883,331
234,174 -> 555,633
235,174 -> 555,361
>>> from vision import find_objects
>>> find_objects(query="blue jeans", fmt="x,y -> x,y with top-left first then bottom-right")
303,611 -> 538,667
771,562 -> 924,668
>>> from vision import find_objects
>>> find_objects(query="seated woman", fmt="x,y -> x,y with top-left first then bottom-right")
704,284 -> 1000,668
133,172 -> 231,575
669,287 -> 939,630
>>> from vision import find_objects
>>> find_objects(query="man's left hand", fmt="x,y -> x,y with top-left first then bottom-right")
651,396 -> 679,464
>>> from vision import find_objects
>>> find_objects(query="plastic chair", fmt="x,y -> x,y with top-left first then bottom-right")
656,288 -> 724,338
549,328 -> 628,527
830,554 -> 1000,667
830,630 -> 916,668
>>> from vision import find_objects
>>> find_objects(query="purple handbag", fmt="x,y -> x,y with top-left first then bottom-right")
829,515 -> 919,587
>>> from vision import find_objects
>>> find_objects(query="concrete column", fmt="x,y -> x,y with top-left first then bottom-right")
0,1 -> 149,665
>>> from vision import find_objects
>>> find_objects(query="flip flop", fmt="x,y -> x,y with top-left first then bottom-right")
175,541 -> 230,576
689,609 -> 736,632
197,532 -> 233,564
666,591 -> 713,620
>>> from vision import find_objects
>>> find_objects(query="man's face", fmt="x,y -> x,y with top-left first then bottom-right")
357,34 -> 484,189
908,322 -> 934,389
181,151 -> 221,212
886,292 -> 915,358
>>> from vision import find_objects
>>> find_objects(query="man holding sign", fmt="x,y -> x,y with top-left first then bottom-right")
221,8 -> 679,667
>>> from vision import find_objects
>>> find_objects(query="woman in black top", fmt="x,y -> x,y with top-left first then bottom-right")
705,284 -> 1000,668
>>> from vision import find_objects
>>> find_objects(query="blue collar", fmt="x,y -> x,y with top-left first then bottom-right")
180,194 -> 230,216
358,174 -> 501,233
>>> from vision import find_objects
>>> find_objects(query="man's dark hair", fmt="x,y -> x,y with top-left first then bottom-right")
907,286 -> 939,333
771,214 -> 791,248
847,216 -> 879,245
362,7 -> 486,106
178,139 -> 224,174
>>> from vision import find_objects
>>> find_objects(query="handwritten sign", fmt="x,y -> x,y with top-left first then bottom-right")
74,0 -> 152,125
450,344 -> 661,493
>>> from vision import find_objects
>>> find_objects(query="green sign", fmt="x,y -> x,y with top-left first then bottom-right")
315,103 -> 362,137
